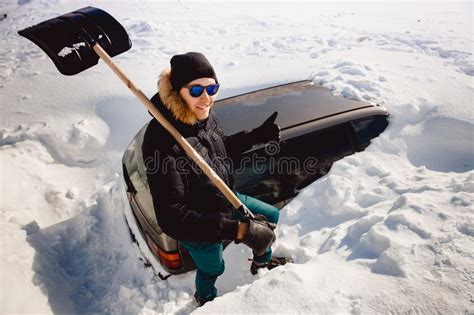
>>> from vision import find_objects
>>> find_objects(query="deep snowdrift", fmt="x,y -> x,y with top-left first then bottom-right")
1,1 -> 472,314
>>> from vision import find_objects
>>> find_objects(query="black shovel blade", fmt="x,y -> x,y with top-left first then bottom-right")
18,6 -> 132,75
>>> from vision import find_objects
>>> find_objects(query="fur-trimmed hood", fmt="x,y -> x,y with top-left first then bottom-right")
158,69 -> 199,126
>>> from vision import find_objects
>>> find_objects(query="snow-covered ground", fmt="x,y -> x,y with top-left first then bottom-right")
1,0 -> 473,314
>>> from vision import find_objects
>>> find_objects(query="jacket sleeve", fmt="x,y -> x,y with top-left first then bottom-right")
146,150 -> 239,242
212,117 -> 258,161
222,130 -> 256,161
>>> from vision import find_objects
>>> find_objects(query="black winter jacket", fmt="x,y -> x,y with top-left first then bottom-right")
141,69 -> 257,242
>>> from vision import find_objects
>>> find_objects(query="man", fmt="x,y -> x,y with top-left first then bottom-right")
142,52 -> 290,306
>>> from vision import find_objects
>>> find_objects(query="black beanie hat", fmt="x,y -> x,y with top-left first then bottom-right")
170,52 -> 218,92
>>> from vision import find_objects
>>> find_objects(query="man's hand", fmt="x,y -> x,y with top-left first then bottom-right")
237,217 -> 276,256
236,221 -> 249,240
250,111 -> 281,144
237,214 -> 274,239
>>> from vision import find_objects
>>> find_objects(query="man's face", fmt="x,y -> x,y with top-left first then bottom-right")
179,77 -> 218,121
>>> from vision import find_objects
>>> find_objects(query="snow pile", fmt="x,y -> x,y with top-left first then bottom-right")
1,1 -> 472,314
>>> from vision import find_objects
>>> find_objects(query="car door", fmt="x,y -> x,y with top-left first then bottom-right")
281,123 -> 356,197
350,115 -> 389,151
233,144 -> 286,206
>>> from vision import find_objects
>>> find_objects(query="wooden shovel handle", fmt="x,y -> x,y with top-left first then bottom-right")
93,44 -> 253,218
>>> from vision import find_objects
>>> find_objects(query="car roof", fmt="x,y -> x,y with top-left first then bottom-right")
123,80 -> 389,164
213,80 -> 381,135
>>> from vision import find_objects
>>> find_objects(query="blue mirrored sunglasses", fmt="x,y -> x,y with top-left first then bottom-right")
187,84 -> 220,97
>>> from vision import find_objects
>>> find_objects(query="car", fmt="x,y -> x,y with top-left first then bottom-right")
121,80 -> 389,277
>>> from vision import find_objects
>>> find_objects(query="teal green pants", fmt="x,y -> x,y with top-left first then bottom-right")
180,192 -> 279,302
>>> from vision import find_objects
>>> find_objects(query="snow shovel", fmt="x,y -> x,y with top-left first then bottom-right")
18,6 -> 256,219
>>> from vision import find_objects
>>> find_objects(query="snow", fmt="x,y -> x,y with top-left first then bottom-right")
1,0 -> 473,314
57,43 -> 86,58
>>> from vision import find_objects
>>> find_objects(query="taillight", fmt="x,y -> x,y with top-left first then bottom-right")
157,248 -> 182,269
146,234 -> 182,270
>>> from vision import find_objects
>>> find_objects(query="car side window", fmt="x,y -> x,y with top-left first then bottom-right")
283,124 -> 354,194
351,115 -> 389,150
233,145 -> 285,205
135,152 -> 160,229
125,128 -> 161,232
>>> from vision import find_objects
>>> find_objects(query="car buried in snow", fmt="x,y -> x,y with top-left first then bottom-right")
121,80 -> 389,277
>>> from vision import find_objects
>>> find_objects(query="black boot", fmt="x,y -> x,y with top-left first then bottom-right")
194,292 -> 213,307
250,256 -> 293,275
